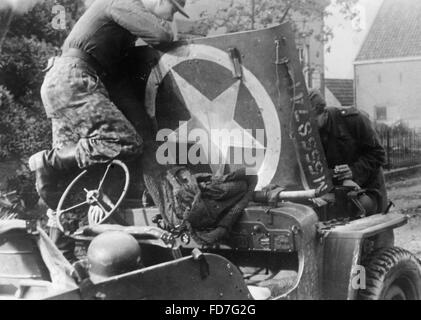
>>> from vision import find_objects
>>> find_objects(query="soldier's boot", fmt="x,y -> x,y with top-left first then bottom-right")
29,145 -> 79,210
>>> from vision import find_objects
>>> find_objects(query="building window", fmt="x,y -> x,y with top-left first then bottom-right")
312,70 -> 321,89
297,45 -> 311,86
298,47 -> 305,66
297,44 -> 309,67
375,106 -> 387,121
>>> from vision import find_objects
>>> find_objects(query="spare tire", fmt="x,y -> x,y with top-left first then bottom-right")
359,247 -> 421,300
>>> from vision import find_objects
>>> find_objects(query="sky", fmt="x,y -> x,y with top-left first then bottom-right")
325,0 -> 384,79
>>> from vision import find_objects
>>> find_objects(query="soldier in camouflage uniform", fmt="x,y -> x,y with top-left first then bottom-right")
29,0 -> 189,260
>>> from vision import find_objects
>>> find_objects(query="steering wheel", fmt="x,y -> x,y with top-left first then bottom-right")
56,160 -> 130,234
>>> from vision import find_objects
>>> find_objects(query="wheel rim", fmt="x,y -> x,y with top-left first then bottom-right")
383,276 -> 417,300
359,248 -> 421,301
384,284 -> 407,300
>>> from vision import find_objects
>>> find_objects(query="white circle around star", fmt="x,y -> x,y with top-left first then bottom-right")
145,44 -> 281,190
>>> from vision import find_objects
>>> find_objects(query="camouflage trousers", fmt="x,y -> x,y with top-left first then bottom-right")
41,57 -> 143,229
41,56 -> 143,168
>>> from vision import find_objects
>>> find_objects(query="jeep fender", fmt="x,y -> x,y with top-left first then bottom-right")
322,213 -> 408,300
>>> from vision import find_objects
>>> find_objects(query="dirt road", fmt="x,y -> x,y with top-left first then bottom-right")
388,169 -> 421,257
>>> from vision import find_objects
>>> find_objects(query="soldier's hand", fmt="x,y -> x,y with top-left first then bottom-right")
88,205 -> 106,225
333,165 -> 353,182
342,179 -> 361,190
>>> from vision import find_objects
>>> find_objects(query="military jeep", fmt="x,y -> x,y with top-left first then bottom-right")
1,23 -> 420,300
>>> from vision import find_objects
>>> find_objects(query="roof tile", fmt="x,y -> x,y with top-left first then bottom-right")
325,79 -> 354,106
356,0 -> 421,61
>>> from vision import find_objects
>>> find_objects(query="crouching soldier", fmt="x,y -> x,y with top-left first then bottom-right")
308,89 -> 388,214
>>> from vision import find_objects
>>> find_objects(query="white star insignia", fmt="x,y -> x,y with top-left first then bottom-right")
166,70 -> 265,176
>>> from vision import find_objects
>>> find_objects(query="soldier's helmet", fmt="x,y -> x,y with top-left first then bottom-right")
87,231 -> 142,283
308,89 -> 327,115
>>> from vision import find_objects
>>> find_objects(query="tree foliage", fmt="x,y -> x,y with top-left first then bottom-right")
0,0 -> 85,195
191,0 -> 358,43
0,36 -> 56,99
7,0 -> 85,47
0,86 -> 51,159
0,0 -> 86,101
0,0 -> 85,158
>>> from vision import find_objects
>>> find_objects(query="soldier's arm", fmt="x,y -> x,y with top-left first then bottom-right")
108,0 -> 174,46
346,112 -> 386,187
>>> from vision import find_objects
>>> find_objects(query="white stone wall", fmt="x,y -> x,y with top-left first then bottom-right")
355,59 -> 421,128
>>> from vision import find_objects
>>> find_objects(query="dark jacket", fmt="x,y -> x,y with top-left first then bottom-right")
62,0 -> 174,76
319,107 -> 388,211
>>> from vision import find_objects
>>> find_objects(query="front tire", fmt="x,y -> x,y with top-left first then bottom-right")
359,247 -> 421,300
